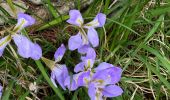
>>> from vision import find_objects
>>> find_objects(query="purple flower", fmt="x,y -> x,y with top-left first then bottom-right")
12,13 -> 41,60
14,13 -> 35,33
51,64 -> 69,90
0,35 -> 42,60
74,47 -> 96,73
67,10 -> 105,28
0,13 -> 42,60
73,49 -> 95,87
50,44 -> 69,90
77,62 -> 123,99
12,34 -> 42,60
67,10 -> 106,50
64,46 -> 94,91
73,47 -> 96,88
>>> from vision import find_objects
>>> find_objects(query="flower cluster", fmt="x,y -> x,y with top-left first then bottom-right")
0,10 -> 123,100
49,10 -> 123,100
51,46 -> 123,99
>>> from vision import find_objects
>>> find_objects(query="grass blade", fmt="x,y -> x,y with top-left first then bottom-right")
137,55 -> 170,90
36,15 -> 69,31
35,60 -> 65,100
6,0 -> 16,16
42,0 -> 58,18
2,80 -> 15,100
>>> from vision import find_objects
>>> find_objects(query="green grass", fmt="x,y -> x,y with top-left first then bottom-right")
0,0 -> 170,99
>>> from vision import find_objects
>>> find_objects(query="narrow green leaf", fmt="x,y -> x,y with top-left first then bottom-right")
137,55 -> 170,90
76,0 -> 81,10
2,80 -> 15,100
141,45 -> 170,73
71,88 -> 79,100
104,0 -> 110,13
18,91 -> 29,100
37,15 -> 69,31
147,4 -> 170,17
106,18 -> 140,36
6,0 -> 16,16
133,14 -> 164,55
43,0 -> 58,18
35,60 -> 65,100
144,15 -> 164,43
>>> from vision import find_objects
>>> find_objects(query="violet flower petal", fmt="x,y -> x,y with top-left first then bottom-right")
67,10 -> 84,26
94,62 -> 113,72
74,62 -> 85,73
68,33 -> 82,51
94,62 -> 122,84
94,66 -> 122,85
56,65 -> 69,90
92,70 -> 112,86
105,67 -> 122,84
78,45 -> 90,54
87,28 -> 99,47
15,13 -> 35,32
18,13 -> 35,26
0,35 -> 10,57
84,59 -> 94,69
30,43 -> 42,60
84,13 -> 106,28
51,65 -> 69,90
88,83 -> 96,100
54,44 -> 66,62
13,34 -> 33,58
50,74 -> 58,87
51,66 -> 63,77
64,76 -> 78,91
81,47 -> 96,61
102,85 -> 123,97
77,71 -> 91,86
86,47 -> 96,60
13,34 -> 42,60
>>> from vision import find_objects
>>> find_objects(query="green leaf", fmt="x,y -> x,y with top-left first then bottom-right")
137,55 -> 170,90
2,80 -> 15,100
35,60 -> 65,100
6,0 -> 16,16
42,0 -> 58,18
147,4 -> 170,17
141,45 -> 170,74
36,15 -> 69,31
